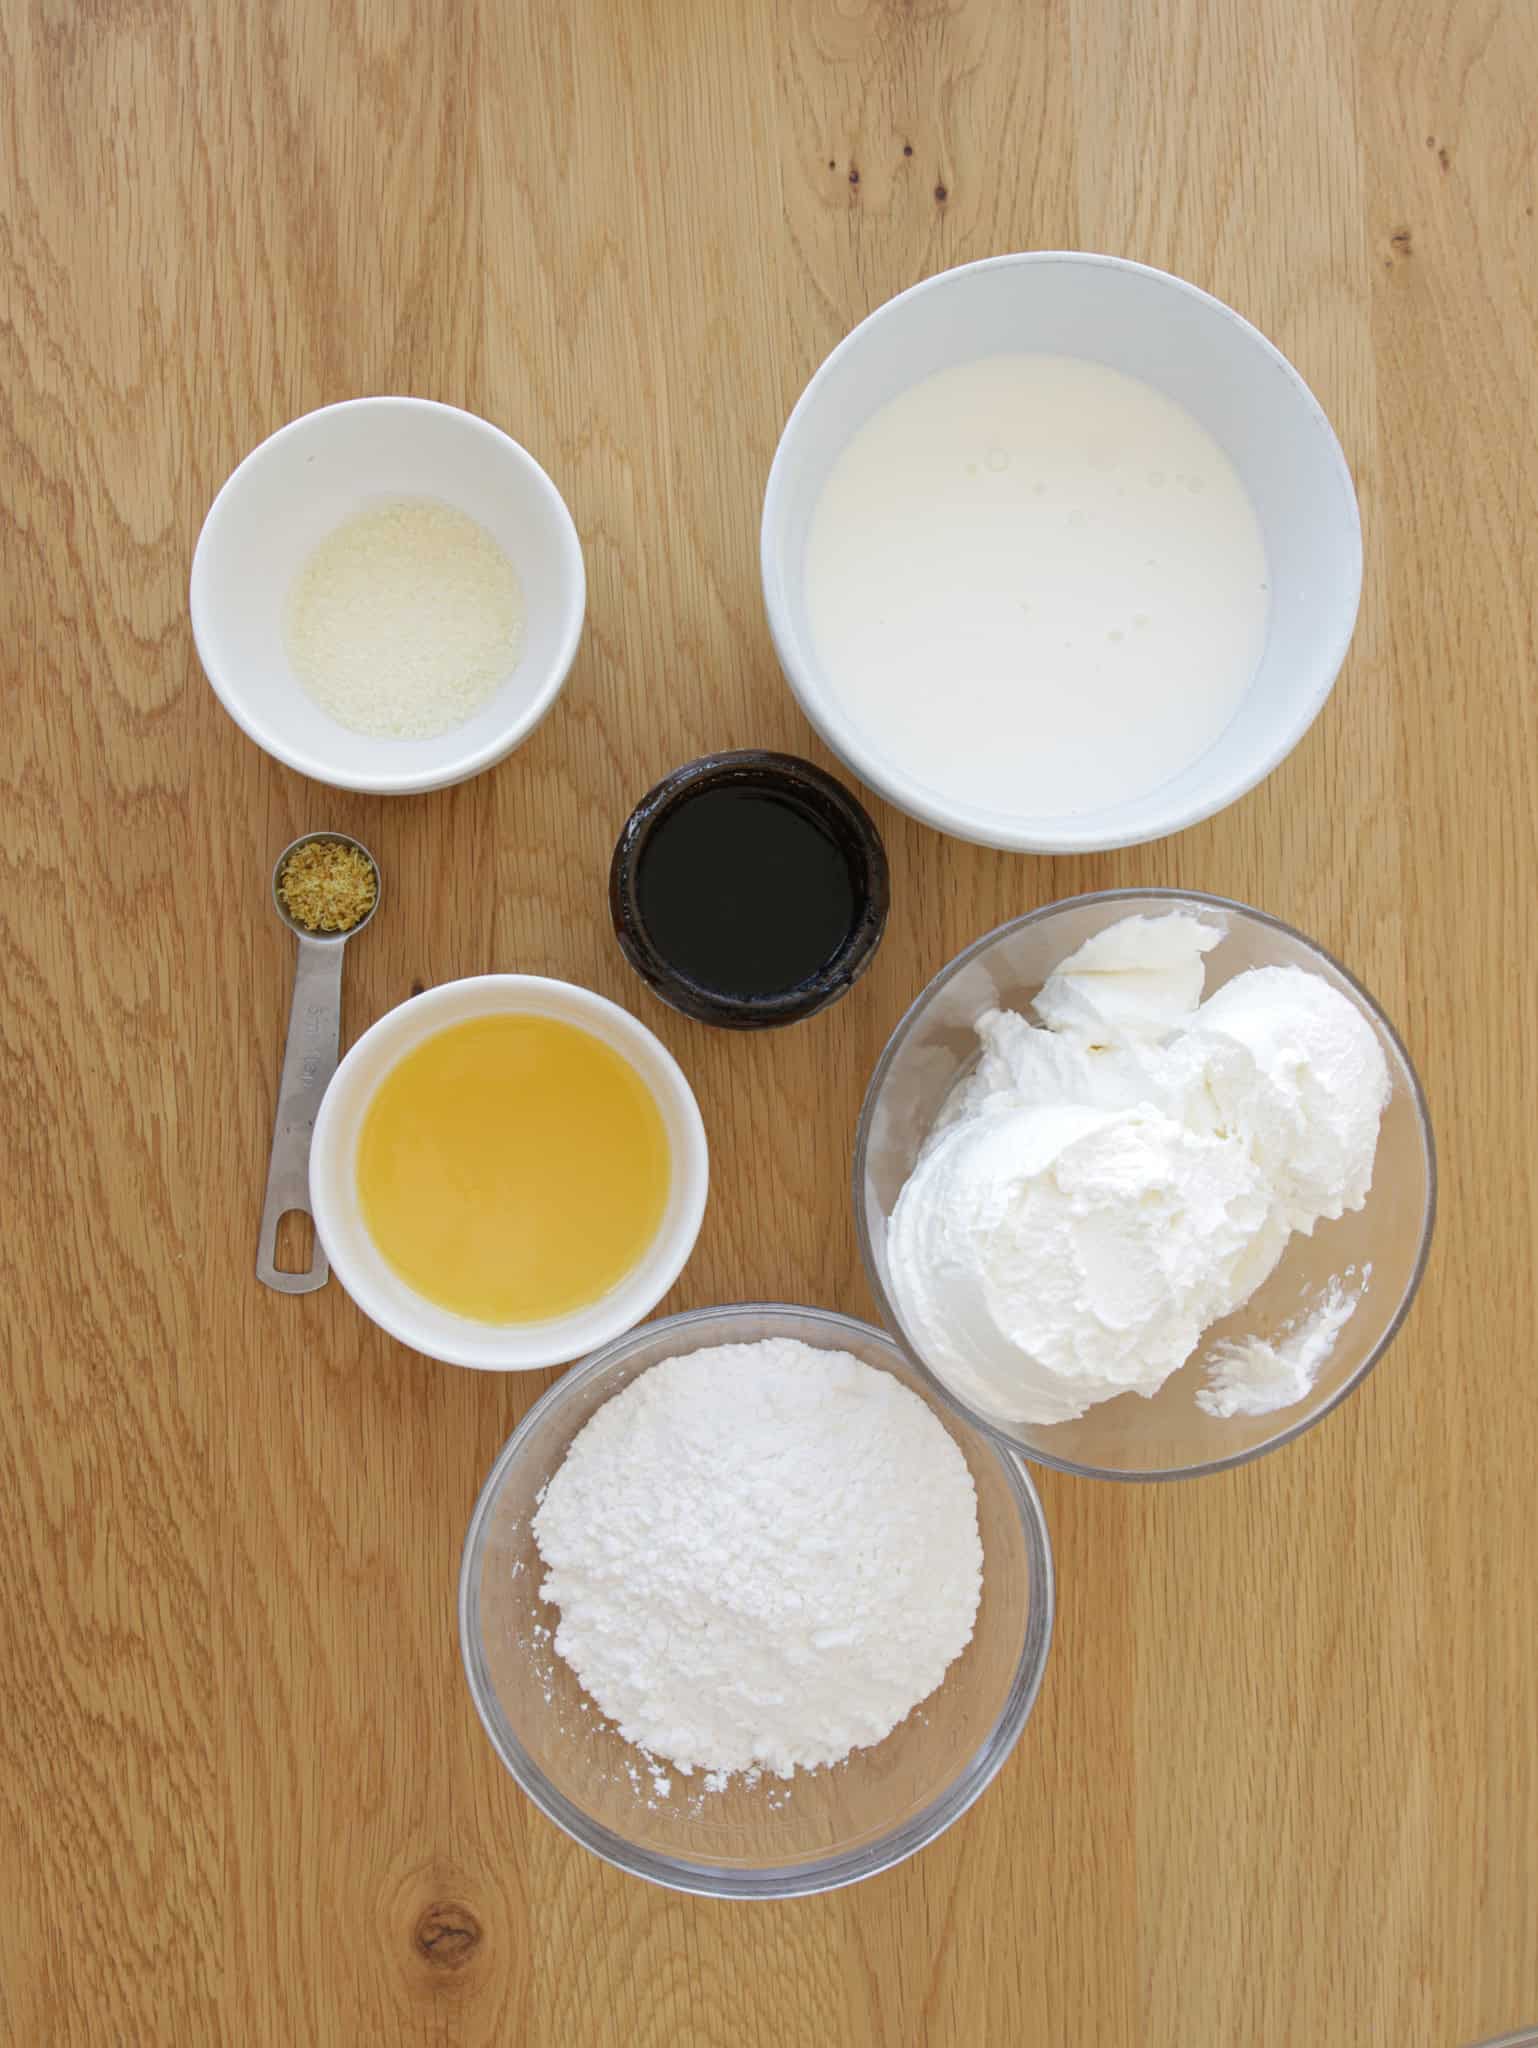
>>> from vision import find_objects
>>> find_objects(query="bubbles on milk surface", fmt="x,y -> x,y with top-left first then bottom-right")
805,352 -> 1271,818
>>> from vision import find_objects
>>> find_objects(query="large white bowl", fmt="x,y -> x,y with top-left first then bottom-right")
191,398 -> 586,794
309,976 -> 709,1369
761,253 -> 1362,854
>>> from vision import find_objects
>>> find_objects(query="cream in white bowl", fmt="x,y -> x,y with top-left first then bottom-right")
309,977 -> 709,1370
762,254 -> 1362,854
190,398 -> 586,794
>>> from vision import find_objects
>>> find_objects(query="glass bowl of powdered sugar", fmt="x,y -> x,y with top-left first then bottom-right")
458,1303 -> 1053,1897
855,889 -> 1436,1482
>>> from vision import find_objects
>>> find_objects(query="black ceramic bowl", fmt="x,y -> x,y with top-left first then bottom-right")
609,750 -> 890,1030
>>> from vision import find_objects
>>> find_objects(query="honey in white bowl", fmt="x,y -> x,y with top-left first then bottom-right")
356,1014 -> 670,1323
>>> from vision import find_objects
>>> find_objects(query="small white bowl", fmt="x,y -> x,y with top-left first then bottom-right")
191,398 -> 586,794
761,253 -> 1362,854
309,977 -> 709,1369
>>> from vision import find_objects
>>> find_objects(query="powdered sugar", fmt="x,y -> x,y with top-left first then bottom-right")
1197,1269 -> 1369,1419
531,1338 -> 983,1782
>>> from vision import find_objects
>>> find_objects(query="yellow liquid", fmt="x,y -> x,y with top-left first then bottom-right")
356,1014 -> 671,1324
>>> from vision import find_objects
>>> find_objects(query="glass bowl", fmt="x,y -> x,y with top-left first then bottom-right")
854,890 -> 1436,1481
458,1303 -> 1054,1897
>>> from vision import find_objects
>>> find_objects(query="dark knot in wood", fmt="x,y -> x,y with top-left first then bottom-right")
414,1902 -> 482,1970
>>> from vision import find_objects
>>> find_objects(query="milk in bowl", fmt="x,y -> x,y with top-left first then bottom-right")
804,353 -> 1270,821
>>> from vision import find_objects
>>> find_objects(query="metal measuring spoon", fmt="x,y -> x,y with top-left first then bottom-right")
256,832 -> 381,1294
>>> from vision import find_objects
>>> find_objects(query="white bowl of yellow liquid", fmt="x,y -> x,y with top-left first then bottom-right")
309,977 -> 709,1369
761,253 -> 1362,853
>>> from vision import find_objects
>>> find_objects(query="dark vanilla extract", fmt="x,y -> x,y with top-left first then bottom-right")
634,786 -> 860,1001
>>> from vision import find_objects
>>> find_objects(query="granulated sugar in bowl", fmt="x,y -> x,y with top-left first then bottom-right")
191,397 -> 585,795
286,495 -> 526,740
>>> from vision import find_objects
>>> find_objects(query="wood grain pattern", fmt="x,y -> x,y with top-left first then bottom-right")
2,0 -> 1535,2040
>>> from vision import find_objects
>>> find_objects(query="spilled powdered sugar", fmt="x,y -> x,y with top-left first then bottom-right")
1198,1267 -> 1371,1419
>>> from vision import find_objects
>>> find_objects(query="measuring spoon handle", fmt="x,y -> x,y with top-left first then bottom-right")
257,936 -> 346,1293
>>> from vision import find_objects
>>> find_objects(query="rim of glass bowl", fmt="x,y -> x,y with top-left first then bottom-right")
852,887 -> 1438,1485
457,1301 -> 1056,1899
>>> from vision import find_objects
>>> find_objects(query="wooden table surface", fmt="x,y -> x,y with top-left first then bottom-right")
5,1 -> 1536,2041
